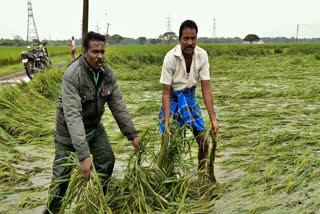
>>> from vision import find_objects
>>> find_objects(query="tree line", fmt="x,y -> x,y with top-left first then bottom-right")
2,33 -> 320,46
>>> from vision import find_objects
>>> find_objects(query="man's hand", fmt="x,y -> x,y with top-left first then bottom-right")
131,137 -> 140,150
80,157 -> 92,180
164,125 -> 171,137
211,119 -> 219,144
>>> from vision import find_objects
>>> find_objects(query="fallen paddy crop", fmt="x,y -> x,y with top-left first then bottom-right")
0,44 -> 320,213
0,46 -> 80,67
46,125 -> 217,214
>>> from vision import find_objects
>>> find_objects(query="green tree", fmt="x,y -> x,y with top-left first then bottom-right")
243,34 -> 260,44
109,34 -> 123,45
149,38 -> 161,45
160,32 -> 178,44
137,37 -> 147,45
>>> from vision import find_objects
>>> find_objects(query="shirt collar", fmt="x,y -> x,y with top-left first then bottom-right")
90,67 -> 104,76
174,44 -> 198,59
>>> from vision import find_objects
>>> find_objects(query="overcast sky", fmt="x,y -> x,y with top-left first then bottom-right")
1,0 -> 320,40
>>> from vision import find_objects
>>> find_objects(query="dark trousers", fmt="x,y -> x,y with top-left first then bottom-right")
44,129 -> 115,214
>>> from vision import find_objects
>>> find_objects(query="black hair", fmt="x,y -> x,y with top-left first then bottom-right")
179,20 -> 198,40
83,31 -> 106,52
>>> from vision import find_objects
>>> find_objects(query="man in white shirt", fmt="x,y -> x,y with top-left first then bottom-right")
159,20 -> 219,169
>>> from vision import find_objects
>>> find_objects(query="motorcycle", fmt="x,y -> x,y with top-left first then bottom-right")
20,41 -> 51,79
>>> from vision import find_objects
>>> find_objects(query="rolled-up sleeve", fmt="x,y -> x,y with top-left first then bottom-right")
107,76 -> 137,140
62,76 -> 89,161
160,54 -> 174,85
199,51 -> 210,81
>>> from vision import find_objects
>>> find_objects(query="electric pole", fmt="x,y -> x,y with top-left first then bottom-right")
296,24 -> 299,44
82,0 -> 89,48
104,12 -> 111,36
212,18 -> 216,39
106,23 -> 111,36
166,17 -> 172,32
26,0 -> 40,45
80,20 -> 82,39
95,24 -> 101,33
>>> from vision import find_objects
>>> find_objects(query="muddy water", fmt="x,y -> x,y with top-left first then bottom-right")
0,145 -> 53,213
0,143 -> 138,213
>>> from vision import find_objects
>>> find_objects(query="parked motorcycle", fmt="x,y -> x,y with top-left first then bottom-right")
20,41 -> 51,79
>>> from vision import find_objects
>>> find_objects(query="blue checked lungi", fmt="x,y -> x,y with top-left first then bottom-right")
158,87 -> 205,134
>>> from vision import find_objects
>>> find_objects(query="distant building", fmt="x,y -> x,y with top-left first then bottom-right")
242,39 -> 264,44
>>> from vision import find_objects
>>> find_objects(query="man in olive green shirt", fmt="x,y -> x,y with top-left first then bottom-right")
44,31 -> 140,214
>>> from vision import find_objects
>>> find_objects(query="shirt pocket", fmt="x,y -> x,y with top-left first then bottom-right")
98,86 -> 112,115
100,86 -> 112,101
80,87 -> 95,117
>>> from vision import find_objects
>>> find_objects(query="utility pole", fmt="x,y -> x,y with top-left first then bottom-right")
26,0 -> 40,45
166,16 -> 172,32
82,0 -> 89,48
104,12 -> 111,43
106,23 -> 111,35
80,20 -> 82,39
105,12 -> 108,35
296,24 -> 299,44
95,24 -> 101,33
212,18 -> 216,39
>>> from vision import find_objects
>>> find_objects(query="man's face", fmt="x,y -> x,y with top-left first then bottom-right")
179,27 -> 197,56
84,40 -> 105,71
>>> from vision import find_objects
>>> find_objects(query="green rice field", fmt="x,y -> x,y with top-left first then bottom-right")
0,46 -> 79,67
0,44 -> 320,213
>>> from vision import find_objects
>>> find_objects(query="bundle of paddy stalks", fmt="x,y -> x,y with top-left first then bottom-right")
157,124 -> 193,176
106,123 -> 218,213
47,154 -> 112,214
49,123 -> 218,213
105,128 -> 169,213
206,128 -> 217,183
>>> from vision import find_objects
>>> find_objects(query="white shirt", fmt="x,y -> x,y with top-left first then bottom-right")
71,40 -> 76,50
160,44 -> 210,91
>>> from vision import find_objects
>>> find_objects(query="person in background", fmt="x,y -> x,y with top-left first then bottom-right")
159,20 -> 219,169
70,36 -> 76,60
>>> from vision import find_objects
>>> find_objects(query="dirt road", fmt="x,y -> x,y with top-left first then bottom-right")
0,71 -> 30,86
0,61 -> 67,86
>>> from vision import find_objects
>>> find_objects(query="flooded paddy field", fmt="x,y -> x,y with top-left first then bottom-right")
1,44 -> 320,213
